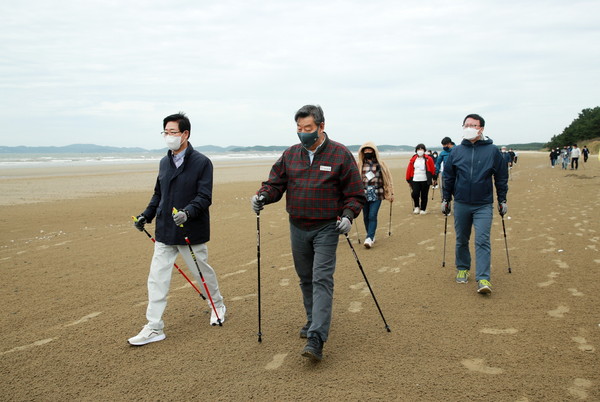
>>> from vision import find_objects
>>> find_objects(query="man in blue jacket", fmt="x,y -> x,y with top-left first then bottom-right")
434,137 -> 454,195
128,112 -> 226,346
441,114 -> 508,294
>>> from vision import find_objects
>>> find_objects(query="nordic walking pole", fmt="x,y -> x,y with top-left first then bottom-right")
256,212 -> 262,343
172,208 -> 222,326
501,214 -> 512,274
388,200 -> 393,236
431,184 -> 435,200
131,216 -> 206,300
442,212 -> 448,267
344,233 -> 391,332
355,222 -> 361,244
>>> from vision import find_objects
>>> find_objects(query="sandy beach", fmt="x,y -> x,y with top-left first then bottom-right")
1,152 -> 599,400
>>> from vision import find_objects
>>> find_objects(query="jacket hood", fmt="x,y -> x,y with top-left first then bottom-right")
358,141 -> 382,165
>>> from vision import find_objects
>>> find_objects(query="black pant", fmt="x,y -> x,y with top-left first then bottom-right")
411,181 -> 430,211
571,157 -> 579,170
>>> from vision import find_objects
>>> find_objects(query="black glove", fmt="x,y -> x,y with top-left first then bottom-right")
441,200 -> 451,216
134,214 -> 147,231
498,201 -> 508,216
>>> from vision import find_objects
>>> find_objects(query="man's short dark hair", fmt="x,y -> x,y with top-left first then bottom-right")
295,105 -> 325,125
463,114 -> 485,127
164,112 -> 191,137
441,137 -> 452,145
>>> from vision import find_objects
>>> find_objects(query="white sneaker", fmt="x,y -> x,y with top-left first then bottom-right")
419,210 -> 427,215
363,238 -> 372,249
128,325 -> 166,346
413,207 -> 420,214
210,305 -> 226,326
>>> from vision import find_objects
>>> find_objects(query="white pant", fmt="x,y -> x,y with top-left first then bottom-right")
146,241 -> 224,330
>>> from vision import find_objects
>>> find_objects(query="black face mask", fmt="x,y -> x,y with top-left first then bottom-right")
364,153 -> 374,160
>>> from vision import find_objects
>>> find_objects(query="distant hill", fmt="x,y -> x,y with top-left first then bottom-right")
0,142 -> 547,154
0,144 -> 151,154
497,142 -> 546,151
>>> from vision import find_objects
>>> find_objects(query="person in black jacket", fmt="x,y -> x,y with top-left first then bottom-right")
441,114 -> 508,295
128,112 -> 226,346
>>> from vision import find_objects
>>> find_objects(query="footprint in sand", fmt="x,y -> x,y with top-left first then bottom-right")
229,293 -> 257,301
568,288 -> 584,297
568,378 -> 593,399
393,253 -> 416,261
417,239 -> 433,245
348,301 -> 363,313
548,305 -> 569,318
480,328 -> 518,335
461,358 -> 504,374
279,278 -> 290,286
265,353 -> 288,370
349,282 -> 369,297
553,259 -> 569,269
537,272 -> 560,287
377,266 -> 401,273
571,337 -> 595,352
278,265 -> 294,271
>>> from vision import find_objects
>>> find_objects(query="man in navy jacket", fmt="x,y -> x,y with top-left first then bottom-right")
441,114 -> 508,294
128,112 -> 226,346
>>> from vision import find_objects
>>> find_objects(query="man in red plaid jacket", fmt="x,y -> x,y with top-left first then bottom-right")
251,104 -> 365,362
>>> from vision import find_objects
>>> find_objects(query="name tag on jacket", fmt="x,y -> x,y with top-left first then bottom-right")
320,165 -> 332,172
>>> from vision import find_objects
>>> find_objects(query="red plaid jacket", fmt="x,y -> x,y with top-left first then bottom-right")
258,134 -> 365,230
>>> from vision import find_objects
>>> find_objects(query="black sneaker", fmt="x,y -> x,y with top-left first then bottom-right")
302,336 -> 323,361
299,321 -> 311,338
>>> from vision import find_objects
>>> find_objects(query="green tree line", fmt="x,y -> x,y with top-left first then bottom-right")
545,106 -> 600,149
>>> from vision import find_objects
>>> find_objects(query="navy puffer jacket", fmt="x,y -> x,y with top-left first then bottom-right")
442,137 -> 508,205
142,143 -> 212,245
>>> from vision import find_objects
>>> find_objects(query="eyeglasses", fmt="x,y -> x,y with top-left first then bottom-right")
161,131 -> 182,136
462,124 -> 480,129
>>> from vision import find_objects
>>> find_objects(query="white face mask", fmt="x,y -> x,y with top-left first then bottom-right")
165,135 -> 182,151
462,127 -> 480,141
416,150 -> 424,157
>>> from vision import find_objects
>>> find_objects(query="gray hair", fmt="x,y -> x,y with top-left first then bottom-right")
294,104 -> 325,125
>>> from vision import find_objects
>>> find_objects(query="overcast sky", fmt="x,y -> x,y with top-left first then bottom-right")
1,0 -> 599,150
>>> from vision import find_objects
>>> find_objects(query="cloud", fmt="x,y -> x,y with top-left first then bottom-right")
1,0 -> 599,148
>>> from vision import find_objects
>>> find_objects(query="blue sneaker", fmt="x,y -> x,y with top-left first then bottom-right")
477,280 -> 492,294
456,269 -> 469,284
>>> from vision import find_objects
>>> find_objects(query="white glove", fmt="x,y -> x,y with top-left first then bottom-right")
251,194 -> 266,214
335,217 -> 352,234
498,201 -> 508,216
173,210 -> 188,226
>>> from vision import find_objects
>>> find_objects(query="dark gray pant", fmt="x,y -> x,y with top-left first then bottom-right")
290,222 -> 339,342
